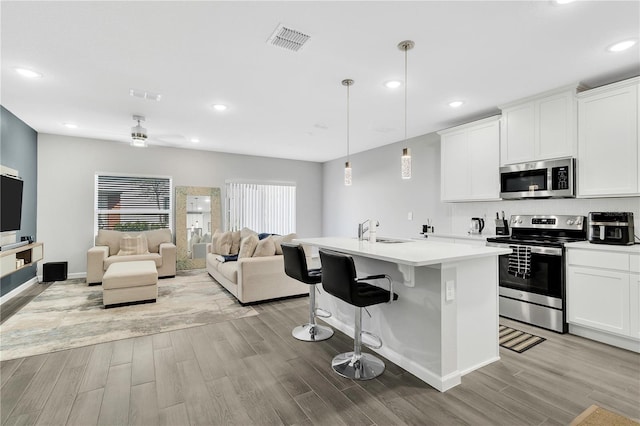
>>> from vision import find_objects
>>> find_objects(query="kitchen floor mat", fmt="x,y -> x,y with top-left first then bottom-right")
499,325 -> 546,353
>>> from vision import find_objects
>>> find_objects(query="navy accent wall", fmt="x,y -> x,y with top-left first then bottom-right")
0,106 -> 38,297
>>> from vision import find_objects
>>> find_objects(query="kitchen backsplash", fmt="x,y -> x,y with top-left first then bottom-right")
447,197 -> 640,237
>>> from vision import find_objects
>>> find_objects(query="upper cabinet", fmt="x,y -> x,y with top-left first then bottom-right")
499,86 -> 579,165
577,77 -> 639,198
439,116 -> 501,202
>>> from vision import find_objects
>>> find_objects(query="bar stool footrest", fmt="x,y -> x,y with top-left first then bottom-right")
314,308 -> 332,319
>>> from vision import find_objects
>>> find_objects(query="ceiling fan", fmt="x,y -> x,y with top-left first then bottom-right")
130,115 -> 188,148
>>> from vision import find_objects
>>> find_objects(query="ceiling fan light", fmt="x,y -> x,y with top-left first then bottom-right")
130,138 -> 148,148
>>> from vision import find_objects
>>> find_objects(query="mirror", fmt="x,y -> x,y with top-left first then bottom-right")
175,186 -> 221,270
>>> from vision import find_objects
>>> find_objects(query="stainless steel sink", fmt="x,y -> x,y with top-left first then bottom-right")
375,237 -> 409,244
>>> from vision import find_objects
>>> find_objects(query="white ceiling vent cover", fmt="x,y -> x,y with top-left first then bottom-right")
267,24 -> 310,52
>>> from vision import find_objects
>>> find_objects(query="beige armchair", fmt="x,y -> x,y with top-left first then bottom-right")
87,228 -> 176,285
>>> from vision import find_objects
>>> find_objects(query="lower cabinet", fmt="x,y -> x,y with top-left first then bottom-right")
567,266 -> 630,335
566,246 -> 640,352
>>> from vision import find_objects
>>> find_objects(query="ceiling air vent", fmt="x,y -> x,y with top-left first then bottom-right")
267,24 -> 310,52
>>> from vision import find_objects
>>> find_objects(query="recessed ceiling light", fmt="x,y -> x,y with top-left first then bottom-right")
384,80 -> 402,89
212,104 -> 228,111
15,68 -> 43,79
554,0 -> 575,4
63,123 -> 78,129
449,101 -> 464,108
190,138 -> 200,143
607,39 -> 637,52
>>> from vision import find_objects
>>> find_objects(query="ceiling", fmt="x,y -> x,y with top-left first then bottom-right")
2,1 -> 638,163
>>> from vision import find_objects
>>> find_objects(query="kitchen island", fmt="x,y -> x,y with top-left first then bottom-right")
295,237 -> 511,392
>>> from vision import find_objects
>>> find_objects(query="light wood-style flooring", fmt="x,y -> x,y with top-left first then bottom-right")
1,289 -> 639,425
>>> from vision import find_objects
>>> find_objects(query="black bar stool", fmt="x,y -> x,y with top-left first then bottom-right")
319,249 -> 398,380
282,243 -> 334,342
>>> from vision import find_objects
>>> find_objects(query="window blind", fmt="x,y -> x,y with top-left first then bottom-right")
95,174 -> 172,232
226,182 -> 296,234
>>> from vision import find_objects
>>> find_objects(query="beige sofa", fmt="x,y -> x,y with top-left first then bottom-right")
206,229 -> 309,304
87,229 -> 176,285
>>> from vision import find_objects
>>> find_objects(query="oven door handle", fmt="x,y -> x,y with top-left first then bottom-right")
486,241 -> 562,256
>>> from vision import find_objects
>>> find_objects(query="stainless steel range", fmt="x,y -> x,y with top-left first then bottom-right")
486,214 -> 587,333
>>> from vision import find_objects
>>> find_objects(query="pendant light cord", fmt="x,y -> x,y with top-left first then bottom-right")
404,45 -> 408,142
347,81 -> 350,161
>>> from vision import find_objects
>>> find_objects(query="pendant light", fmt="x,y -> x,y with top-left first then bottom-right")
342,78 -> 354,186
398,40 -> 415,179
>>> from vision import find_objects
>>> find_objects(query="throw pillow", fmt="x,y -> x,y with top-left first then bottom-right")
238,234 -> 259,258
118,234 -> 149,256
216,231 -> 233,255
240,227 -> 258,240
273,233 -> 297,255
253,235 -> 276,257
210,230 -> 222,254
229,230 -> 241,255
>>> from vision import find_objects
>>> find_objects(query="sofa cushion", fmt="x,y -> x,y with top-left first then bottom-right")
104,253 -> 162,270
253,236 -> 276,257
145,228 -> 172,254
272,233 -> 297,255
230,231 -> 241,255
218,261 -> 238,283
96,229 -> 124,257
239,234 -> 259,258
118,234 -> 149,256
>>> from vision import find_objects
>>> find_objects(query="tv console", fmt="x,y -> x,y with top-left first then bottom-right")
0,242 -> 44,278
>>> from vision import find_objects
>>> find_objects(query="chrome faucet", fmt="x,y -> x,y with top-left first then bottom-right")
358,219 -> 379,241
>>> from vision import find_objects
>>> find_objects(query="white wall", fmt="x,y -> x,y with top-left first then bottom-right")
323,131 -> 640,238
322,133 -> 451,238
37,134 -> 323,276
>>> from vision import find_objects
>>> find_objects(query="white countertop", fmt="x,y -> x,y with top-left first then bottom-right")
565,241 -> 640,254
295,237 -> 511,267
416,232 -> 496,241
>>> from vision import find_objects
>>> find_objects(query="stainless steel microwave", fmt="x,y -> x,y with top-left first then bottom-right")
500,158 -> 575,199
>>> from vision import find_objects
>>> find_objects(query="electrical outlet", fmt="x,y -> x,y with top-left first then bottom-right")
408,211 -> 413,220
445,280 -> 455,301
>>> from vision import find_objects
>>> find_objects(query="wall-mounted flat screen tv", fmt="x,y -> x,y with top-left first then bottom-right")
1,174 -> 24,232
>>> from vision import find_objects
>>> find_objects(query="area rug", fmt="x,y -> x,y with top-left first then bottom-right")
0,270 -> 258,361
569,404 -> 640,426
499,325 -> 546,353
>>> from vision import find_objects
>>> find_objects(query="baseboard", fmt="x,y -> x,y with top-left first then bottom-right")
0,276 -> 39,305
37,271 -> 86,282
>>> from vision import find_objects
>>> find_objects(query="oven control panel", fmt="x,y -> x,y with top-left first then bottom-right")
511,215 -> 585,230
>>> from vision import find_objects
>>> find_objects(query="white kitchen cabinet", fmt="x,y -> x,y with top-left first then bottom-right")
567,266 -> 630,336
566,244 -> 640,352
500,86 -> 578,165
631,254 -> 640,340
439,116 -> 500,202
577,77 -> 639,197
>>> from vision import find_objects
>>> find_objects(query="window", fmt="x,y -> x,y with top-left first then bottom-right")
226,181 -> 296,234
95,173 -> 172,233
